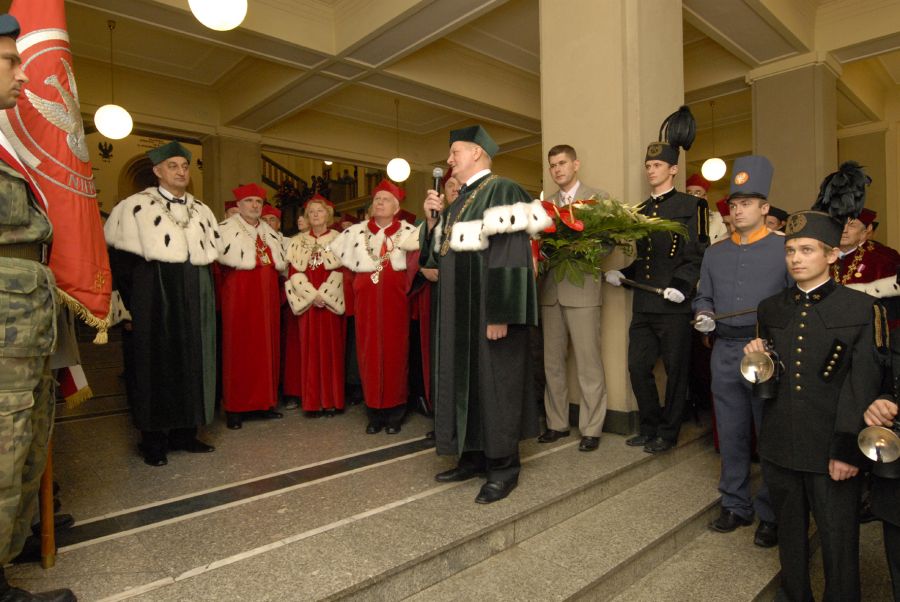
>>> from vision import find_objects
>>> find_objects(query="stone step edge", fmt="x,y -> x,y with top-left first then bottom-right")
332,430 -> 713,602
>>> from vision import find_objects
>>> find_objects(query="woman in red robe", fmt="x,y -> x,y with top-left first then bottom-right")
216,183 -> 287,429
284,195 -> 346,416
330,179 -> 420,434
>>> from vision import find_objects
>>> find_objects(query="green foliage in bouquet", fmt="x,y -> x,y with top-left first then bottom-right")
539,197 -> 687,287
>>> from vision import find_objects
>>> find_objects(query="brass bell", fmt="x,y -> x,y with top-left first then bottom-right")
740,351 -> 775,384
858,425 -> 900,464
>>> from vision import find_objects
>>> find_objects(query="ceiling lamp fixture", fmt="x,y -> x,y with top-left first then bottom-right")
386,99 -> 410,183
189,0 -> 247,32
701,100 -> 726,182
324,160 -> 333,166
93,20 -> 133,140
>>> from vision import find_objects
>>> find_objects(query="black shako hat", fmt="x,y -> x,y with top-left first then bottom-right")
784,210 -> 842,248
645,105 -> 696,165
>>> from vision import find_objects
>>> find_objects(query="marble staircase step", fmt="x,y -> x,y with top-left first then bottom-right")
404,444 -> 722,602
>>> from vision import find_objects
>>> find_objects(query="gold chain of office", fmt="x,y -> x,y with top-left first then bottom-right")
439,175 -> 498,256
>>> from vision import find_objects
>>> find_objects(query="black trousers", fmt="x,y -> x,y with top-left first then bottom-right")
883,520 -> 900,602
140,427 -> 198,454
365,405 -> 406,429
763,460 -> 861,602
627,311 -> 692,442
456,449 -> 520,484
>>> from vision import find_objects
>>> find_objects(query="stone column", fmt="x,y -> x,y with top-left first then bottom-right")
749,55 -> 839,210
539,0 -> 685,434
201,134 -> 263,218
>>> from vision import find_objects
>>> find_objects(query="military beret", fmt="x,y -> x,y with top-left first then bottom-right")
0,15 -> 21,39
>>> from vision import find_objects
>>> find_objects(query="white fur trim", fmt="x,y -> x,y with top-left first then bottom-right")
285,230 -> 341,272
329,220 -> 412,273
104,188 -> 219,265
845,275 -> 900,299
318,270 -> 345,315
448,220 -> 488,252
397,223 -> 421,251
217,215 -> 286,271
432,223 -> 443,253
525,199 -> 554,234
285,273 -> 317,315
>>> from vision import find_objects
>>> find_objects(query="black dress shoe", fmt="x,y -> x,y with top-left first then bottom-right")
174,439 -> 215,453
710,509 -> 753,533
579,436 -> 600,452
385,425 -> 401,435
0,586 -> 77,601
434,466 -> 482,483
754,520 -> 778,547
365,423 -> 382,434
137,443 -> 167,466
643,437 -> 674,454
475,480 -> 517,504
537,429 -> 570,443
226,413 -> 242,430
625,434 -> 652,447
323,409 -> 336,418
262,409 -> 283,419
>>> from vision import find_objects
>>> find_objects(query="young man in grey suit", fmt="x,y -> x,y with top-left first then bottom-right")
538,145 -> 610,451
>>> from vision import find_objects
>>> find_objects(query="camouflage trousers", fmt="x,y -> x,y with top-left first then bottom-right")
0,355 -> 54,564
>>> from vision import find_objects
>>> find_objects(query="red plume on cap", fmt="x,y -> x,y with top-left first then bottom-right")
686,173 -> 711,191
232,183 -> 267,201
373,178 -> 405,202
261,204 -> 281,219
716,198 -> 730,216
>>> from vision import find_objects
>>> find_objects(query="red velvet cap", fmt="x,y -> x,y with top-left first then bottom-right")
224,200 -> 237,211
261,204 -> 281,219
397,209 -> 417,223
232,183 -> 267,201
686,173 -> 711,191
339,212 -> 358,224
857,208 -> 877,226
373,178 -> 405,202
716,198 -> 730,216
306,194 -> 335,209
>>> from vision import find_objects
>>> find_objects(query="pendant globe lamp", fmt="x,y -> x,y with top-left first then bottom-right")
386,99 -> 410,183
189,0 -> 247,31
701,100 -> 726,182
93,20 -> 133,140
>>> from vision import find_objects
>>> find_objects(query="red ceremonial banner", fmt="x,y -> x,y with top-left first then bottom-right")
3,0 -> 112,335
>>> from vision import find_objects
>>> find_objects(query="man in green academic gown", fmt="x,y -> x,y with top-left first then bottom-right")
421,125 -> 552,504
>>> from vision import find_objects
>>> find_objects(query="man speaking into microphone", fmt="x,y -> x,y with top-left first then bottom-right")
420,125 -> 551,504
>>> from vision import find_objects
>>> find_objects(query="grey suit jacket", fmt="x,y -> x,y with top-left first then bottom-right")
539,182 -> 609,307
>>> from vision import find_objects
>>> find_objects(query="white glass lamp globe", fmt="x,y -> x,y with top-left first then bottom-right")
94,104 -> 133,140
324,160 -> 333,166
188,0 -> 247,31
701,157 -> 727,182
386,157 -> 411,182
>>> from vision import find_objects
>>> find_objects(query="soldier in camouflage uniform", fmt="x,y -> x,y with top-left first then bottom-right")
0,13 -> 76,602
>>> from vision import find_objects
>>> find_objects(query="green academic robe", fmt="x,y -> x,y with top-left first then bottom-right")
420,173 -> 552,458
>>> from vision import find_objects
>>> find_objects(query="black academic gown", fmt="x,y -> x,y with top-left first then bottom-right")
420,173 -> 541,460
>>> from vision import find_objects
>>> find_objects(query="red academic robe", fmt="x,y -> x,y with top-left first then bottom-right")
332,219 -> 420,410
216,217 -> 286,413
283,229 -> 346,411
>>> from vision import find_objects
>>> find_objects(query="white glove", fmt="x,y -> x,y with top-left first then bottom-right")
662,287 -> 685,303
605,270 -> 624,286
694,313 -> 715,333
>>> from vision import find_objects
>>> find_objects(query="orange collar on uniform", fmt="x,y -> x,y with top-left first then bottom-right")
731,224 -> 770,245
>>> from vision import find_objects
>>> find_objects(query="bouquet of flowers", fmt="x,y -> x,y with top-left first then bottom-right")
538,197 -> 686,286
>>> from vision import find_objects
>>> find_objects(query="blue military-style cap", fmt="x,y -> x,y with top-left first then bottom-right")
449,125 -> 499,158
0,14 -> 21,39
729,155 -> 773,200
147,141 -> 192,165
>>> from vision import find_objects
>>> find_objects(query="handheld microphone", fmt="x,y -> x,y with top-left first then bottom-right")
431,167 -> 443,219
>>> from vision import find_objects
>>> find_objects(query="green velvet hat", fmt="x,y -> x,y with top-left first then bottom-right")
449,125 -> 499,158
784,210 -> 842,248
147,141 -> 192,166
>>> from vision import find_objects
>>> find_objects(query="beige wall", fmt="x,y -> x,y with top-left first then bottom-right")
839,130 -> 888,243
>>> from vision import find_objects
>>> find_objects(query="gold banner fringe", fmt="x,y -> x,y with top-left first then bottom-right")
64,385 -> 94,410
55,287 -> 111,345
